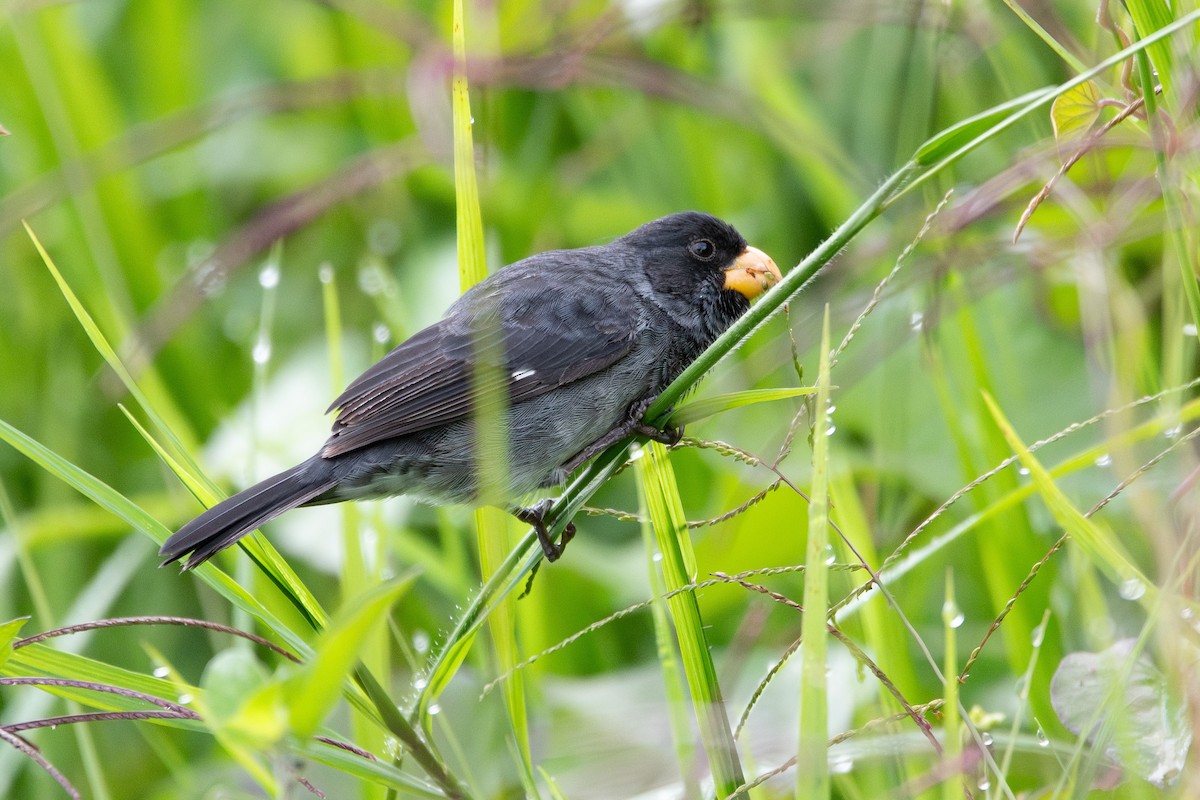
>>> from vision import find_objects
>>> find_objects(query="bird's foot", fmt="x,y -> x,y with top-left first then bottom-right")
511,499 -> 576,562
628,395 -> 682,446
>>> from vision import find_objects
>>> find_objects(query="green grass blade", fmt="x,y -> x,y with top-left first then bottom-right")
666,387 -> 815,427
22,222 -> 201,477
635,465 -> 700,798
940,571 -> 962,800
0,618 -> 30,671
447,0 -> 532,786
25,222 -> 329,635
637,441 -> 745,797
118,404 -> 329,635
287,576 -> 415,739
292,738 -> 445,798
1125,0 -> 1177,96
796,307 -> 831,800
0,417 -> 313,656
900,9 -> 1200,198
982,392 -> 1155,607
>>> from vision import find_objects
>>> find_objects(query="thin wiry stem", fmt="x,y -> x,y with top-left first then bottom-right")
14,615 -> 301,662
0,728 -> 80,800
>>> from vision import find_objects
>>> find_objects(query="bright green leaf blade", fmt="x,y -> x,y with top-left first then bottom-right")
1126,0 -> 1177,97
23,222 -> 202,480
201,649 -> 285,748
666,387 -> 815,427
797,307 -> 831,800
0,416 -> 313,656
636,441 -> 745,796
0,618 -> 30,671
1051,80 -> 1102,143
982,392 -> 1155,607
287,575 -> 416,739
5,644 -> 200,720
914,88 -> 1054,166
294,737 -> 445,798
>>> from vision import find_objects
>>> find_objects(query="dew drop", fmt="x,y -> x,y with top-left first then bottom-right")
977,776 -> 991,790
177,693 -> 193,705
1118,577 -> 1146,601
1017,466 -> 1030,476
1182,607 -> 1194,621
358,264 -> 386,296
383,737 -> 402,759
1164,425 -> 1182,440
943,601 -> 965,629
980,732 -> 994,747
1036,726 -> 1049,747
427,703 -> 441,716
318,263 -> 334,284
252,338 -> 272,365
413,677 -> 428,691
1184,323 -> 1198,337
367,219 -> 402,255
373,322 -> 391,344
1030,623 -> 1045,647
821,543 -> 836,566
652,552 -> 663,563
258,263 -> 280,289
830,755 -> 854,774
412,630 -> 431,654
825,424 -> 837,436
153,666 -> 170,678
910,311 -> 924,331
1094,453 -> 1111,467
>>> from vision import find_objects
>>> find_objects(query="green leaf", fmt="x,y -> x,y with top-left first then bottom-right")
202,649 -> 286,747
1051,639 -> 1191,788
1126,0 -> 1177,97
796,307 -> 832,800
0,617 -> 30,670
1050,80 -> 1102,143
665,387 -> 815,427
285,575 -> 415,739
636,441 -> 745,796
914,88 -> 1054,166
293,736 -> 445,798
0,416 -> 313,657
982,392 -> 1155,607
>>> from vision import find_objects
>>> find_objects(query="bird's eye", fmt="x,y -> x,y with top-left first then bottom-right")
688,238 -> 716,260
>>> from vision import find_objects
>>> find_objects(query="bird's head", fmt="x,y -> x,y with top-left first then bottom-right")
619,211 -> 781,338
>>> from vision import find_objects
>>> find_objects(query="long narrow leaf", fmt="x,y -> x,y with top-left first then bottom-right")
637,441 -> 745,797
796,307 -> 831,800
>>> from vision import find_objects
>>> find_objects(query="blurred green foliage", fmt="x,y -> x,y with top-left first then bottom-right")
1,1 -> 1198,798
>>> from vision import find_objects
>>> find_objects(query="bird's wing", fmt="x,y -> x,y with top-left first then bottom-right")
320,277 -> 641,457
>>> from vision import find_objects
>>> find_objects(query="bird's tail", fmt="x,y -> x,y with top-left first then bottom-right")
159,458 -> 336,570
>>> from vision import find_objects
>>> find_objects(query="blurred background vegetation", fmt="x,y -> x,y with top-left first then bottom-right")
1,0 -> 1198,798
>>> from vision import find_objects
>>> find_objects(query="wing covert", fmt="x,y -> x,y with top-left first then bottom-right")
320,277 -> 640,457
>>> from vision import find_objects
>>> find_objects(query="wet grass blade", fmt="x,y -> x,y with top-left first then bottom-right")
796,307 -> 832,800
637,441 -> 746,797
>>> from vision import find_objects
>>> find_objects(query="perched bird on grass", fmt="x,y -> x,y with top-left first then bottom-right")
160,211 -> 780,570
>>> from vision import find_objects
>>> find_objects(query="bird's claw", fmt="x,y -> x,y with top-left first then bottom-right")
512,499 -> 575,562
633,422 -> 682,447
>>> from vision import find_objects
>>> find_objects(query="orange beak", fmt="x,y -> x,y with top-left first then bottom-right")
723,245 -> 781,300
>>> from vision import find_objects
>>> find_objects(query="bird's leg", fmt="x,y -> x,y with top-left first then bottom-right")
552,396 -> 683,479
626,394 -> 683,446
510,498 -> 576,562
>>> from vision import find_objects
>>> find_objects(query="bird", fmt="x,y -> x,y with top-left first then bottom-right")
159,211 -> 781,570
